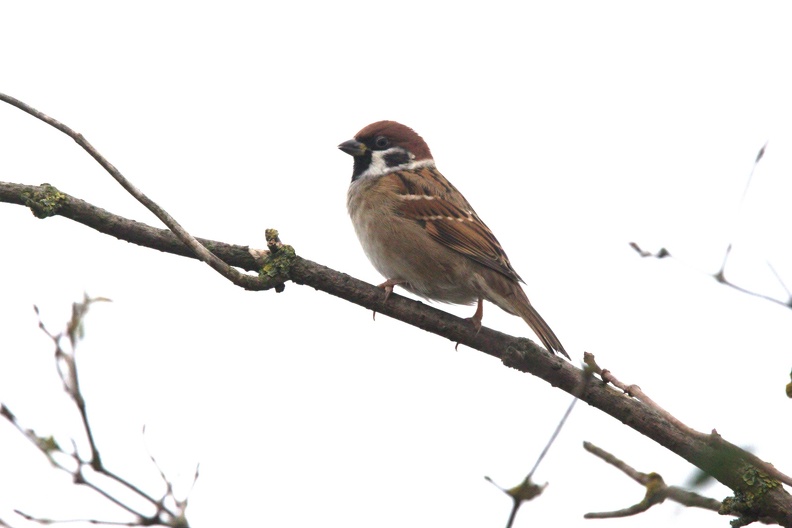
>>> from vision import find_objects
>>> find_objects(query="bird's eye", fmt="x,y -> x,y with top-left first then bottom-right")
374,136 -> 390,149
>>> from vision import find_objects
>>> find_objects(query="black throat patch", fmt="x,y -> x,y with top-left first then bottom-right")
351,151 -> 373,182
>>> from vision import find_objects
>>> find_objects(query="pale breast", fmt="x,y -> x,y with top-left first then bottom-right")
347,175 -> 479,305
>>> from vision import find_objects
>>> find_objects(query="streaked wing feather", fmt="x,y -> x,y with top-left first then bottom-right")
392,168 -> 523,283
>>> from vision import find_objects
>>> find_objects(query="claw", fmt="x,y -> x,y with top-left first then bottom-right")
372,279 -> 406,320
377,278 -> 405,301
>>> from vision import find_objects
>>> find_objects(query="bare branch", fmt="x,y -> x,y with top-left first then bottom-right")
486,387 -> 584,528
2,92 -> 792,526
583,441 -> 724,519
2,298 -> 193,527
767,262 -> 792,303
717,142 -> 767,278
630,142 -> 792,310
629,242 -> 671,259
3,180 -> 792,525
0,91 -> 266,292
14,508 -> 146,527
630,242 -> 792,309
585,353 -> 792,489
584,352 -> 702,439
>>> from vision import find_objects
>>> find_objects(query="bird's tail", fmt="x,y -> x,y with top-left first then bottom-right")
513,299 -> 569,359
482,273 -> 569,359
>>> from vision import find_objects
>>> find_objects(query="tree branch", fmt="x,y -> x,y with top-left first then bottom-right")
2,92 -> 791,526
2,180 -> 791,526
629,142 -> 792,311
2,296 -> 192,527
0,91 -> 267,292
583,441 -> 723,519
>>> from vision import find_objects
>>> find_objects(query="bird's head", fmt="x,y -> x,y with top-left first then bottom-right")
339,121 -> 434,181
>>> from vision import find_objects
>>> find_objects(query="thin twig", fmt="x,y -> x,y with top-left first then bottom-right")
629,241 -> 792,309
0,91 -> 268,292
584,352 -> 792,488
525,364 -> 595,480
631,142 -> 792,310
583,441 -> 723,519
716,141 -> 767,279
527,398 -> 577,481
767,261 -> 792,302
488,368 -> 593,528
1,297 -> 192,527
14,508 -> 145,527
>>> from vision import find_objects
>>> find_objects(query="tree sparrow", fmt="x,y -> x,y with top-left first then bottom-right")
339,121 -> 568,359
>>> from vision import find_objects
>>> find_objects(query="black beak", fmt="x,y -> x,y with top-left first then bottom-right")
338,139 -> 367,156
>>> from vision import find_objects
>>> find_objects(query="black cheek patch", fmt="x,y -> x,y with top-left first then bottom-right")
383,151 -> 411,168
351,152 -> 373,181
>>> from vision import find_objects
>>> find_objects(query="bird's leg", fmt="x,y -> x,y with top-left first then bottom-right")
377,278 -> 406,301
372,278 -> 407,320
456,299 -> 484,350
467,298 -> 484,333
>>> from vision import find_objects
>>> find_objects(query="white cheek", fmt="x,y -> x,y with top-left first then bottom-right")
358,149 -> 436,180
363,150 -> 391,178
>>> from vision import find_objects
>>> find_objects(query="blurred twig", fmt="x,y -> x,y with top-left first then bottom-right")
716,142 -> 767,282
0,296 -> 195,527
584,352 -> 792,489
631,142 -> 792,310
486,364 -> 596,527
0,91 -> 271,292
583,442 -> 723,519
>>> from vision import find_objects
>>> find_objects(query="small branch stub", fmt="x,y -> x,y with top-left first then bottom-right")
23,183 -> 67,218
258,229 -> 294,293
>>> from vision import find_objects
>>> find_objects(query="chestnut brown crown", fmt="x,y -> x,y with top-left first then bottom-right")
354,120 -> 433,161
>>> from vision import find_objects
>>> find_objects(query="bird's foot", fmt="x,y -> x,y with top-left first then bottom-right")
372,279 -> 407,320
377,278 -> 406,301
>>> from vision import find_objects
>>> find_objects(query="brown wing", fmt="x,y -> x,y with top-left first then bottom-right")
388,166 -> 524,283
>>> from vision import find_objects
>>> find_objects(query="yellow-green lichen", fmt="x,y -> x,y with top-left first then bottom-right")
265,228 -> 280,244
258,244 -> 296,282
740,466 -> 780,491
36,435 -> 61,454
23,183 -> 67,218
720,465 -> 781,520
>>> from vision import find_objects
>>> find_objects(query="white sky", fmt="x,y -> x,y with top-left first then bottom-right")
1,2 -> 791,527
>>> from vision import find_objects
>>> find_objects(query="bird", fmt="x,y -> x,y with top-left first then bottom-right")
339,121 -> 569,359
